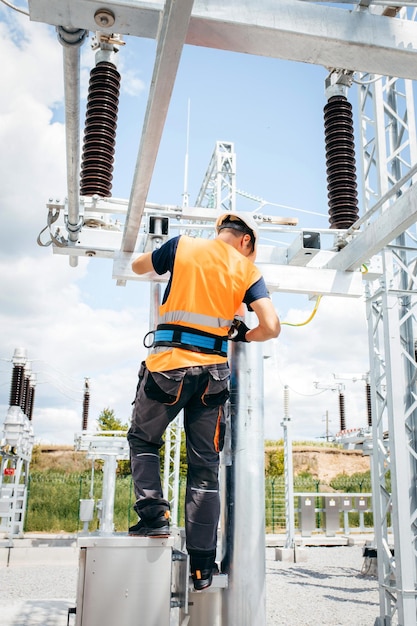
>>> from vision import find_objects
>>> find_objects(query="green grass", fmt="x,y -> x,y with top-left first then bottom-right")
24,470 -> 373,533
26,472 -> 135,533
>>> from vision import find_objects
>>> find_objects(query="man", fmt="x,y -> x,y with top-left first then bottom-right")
127,212 -> 280,591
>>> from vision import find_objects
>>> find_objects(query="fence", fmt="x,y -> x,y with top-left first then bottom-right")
24,473 -> 375,534
265,477 -> 375,534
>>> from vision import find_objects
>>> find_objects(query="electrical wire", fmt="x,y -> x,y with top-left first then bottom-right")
236,189 -> 327,218
0,0 -> 29,16
36,378 -> 83,402
29,360 -> 85,401
281,295 -> 322,327
271,339 -> 329,398
352,74 -> 382,86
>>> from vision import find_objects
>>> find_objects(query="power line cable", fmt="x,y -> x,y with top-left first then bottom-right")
270,339 -> 330,399
236,189 -> 327,218
0,0 -> 29,16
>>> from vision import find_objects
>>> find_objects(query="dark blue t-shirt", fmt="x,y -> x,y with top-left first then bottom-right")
152,235 -> 269,306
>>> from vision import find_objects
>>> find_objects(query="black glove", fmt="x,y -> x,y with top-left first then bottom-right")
228,319 -> 250,342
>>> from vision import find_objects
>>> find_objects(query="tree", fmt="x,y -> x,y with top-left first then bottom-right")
265,447 -> 285,478
97,407 -> 128,432
97,408 -> 130,476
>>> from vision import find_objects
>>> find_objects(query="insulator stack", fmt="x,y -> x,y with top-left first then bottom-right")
21,374 -> 31,416
80,61 -> 121,197
324,96 -> 359,229
284,385 -> 289,418
366,382 -> 372,428
339,391 -> 346,432
27,385 -> 35,421
9,365 -> 25,407
82,379 -> 90,431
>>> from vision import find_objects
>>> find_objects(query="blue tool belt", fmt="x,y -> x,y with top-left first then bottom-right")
149,323 -> 229,357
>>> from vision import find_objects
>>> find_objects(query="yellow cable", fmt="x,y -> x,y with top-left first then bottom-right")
281,295 -> 322,327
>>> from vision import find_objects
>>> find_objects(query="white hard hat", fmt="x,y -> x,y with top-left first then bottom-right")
215,212 -> 258,252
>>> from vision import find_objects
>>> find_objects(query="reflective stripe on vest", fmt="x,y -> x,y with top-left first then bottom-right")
159,310 -> 233,328
157,236 -> 261,338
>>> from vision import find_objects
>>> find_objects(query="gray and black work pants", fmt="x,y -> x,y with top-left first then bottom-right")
127,361 -> 230,558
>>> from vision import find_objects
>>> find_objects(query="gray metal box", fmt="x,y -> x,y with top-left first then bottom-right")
79,499 -> 95,522
324,496 -> 340,537
299,495 -> 316,536
287,231 -> 321,266
356,496 -> 369,510
341,496 -> 353,511
75,536 -> 174,626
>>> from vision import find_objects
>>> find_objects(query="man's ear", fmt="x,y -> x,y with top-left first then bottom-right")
242,234 -> 252,248
243,234 -> 255,256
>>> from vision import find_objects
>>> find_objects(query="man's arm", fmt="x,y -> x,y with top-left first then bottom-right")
132,252 -> 154,275
245,297 -> 281,342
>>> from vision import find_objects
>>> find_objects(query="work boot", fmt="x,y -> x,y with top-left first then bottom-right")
189,551 -> 217,591
129,499 -> 171,537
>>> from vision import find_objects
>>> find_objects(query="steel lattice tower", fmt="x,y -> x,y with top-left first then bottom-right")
357,12 -> 417,618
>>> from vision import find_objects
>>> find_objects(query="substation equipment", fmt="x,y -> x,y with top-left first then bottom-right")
9,1 -> 417,624
0,348 -> 35,537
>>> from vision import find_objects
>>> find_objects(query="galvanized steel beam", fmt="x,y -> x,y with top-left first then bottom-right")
121,0 -> 195,252
29,0 -> 417,79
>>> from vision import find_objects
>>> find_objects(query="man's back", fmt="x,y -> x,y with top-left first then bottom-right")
147,235 -> 262,372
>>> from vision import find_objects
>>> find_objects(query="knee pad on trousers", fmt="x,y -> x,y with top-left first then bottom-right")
187,464 -> 219,491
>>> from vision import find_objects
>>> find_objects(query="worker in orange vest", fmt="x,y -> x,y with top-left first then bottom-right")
127,212 -> 280,590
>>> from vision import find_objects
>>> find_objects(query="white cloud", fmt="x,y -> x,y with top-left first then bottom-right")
0,251 -> 150,444
2,15 -> 63,109
263,295 -> 370,441
0,11 -> 66,256
32,407 -> 81,446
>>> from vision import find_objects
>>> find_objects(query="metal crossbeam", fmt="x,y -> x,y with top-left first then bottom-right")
28,0 -> 417,79
121,0 -> 195,252
325,182 -> 417,272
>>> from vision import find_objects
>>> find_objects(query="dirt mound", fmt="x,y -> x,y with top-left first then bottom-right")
292,446 -> 370,483
31,445 -> 92,472
32,443 -> 370,484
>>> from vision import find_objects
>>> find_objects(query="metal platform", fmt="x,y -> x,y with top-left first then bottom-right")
75,535 -> 180,626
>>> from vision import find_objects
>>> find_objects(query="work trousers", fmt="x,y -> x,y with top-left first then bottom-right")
127,361 -> 230,555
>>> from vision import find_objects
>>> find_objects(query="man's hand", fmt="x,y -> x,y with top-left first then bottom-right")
228,319 -> 250,343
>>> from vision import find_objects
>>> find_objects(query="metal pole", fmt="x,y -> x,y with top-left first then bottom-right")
56,27 -> 88,267
148,218 -> 182,522
150,281 -> 161,332
222,338 -> 266,625
99,455 -> 117,534
282,386 -> 295,550
149,218 -> 163,331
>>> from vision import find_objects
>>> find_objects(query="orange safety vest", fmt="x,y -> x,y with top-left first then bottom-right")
146,236 -> 262,371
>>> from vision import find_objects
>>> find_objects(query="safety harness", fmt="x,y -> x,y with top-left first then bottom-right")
144,323 -> 229,358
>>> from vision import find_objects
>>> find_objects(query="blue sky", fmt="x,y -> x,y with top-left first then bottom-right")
0,5 -> 370,445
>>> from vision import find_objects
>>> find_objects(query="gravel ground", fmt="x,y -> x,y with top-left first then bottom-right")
266,546 -> 381,625
0,545 -> 383,625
